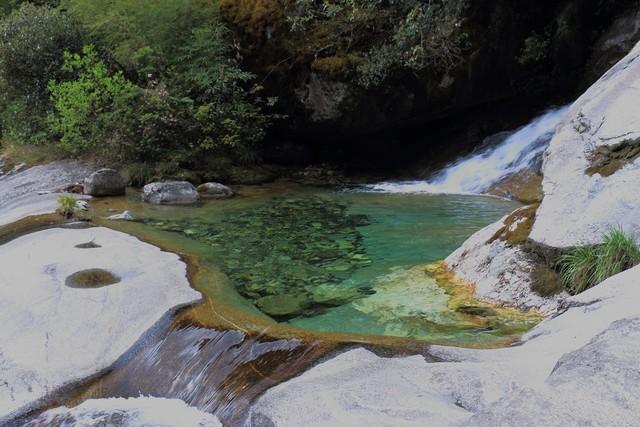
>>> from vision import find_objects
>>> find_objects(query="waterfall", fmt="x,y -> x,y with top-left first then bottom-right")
365,106 -> 569,195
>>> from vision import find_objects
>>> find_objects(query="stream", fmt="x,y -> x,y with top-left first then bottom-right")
13,106 -> 567,425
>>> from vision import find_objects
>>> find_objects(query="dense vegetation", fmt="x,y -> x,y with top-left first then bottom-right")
0,0 -> 473,181
0,0 -> 277,181
0,0 -> 632,180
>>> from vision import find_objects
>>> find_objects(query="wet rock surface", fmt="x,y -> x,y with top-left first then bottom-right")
142,181 -> 200,205
0,227 -> 201,422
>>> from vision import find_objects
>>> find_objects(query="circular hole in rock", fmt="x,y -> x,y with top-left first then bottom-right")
75,241 -> 101,249
65,269 -> 120,288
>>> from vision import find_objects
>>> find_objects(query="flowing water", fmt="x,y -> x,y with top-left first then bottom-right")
365,106 -> 569,194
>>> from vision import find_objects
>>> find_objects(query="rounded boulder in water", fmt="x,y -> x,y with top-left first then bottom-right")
142,181 -> 200,205
83,168 -> 126,197
196,182 -> 235,199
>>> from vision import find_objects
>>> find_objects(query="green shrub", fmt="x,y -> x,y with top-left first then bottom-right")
0,3 -> 83,144
48,45 -> 139,157
56,194 -> 78,218
557,228 -> 640,294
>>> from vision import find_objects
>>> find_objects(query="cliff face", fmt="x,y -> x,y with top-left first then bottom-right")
222,0 -> 637,159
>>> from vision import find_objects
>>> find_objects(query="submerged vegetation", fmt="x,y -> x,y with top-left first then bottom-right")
141,196 -> 373,319
557,228 -> 640,294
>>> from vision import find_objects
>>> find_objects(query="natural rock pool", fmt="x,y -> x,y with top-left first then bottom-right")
91,182 -> 540,347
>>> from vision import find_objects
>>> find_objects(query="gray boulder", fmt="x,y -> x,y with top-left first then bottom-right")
142,181 -> 199,205
83,168 -> 125,197
196,182 -> 235,199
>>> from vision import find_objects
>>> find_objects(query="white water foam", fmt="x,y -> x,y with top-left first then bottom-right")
364,106 -> 569,195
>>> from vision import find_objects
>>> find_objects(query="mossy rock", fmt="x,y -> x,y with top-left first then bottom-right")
489,204 -> 539,246
586,138 -> 640,177
255,294 -> 311,318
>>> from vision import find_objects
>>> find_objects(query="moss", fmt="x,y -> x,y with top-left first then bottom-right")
485,171 -> 543,204
311,54 -> 354,79
586,138 -> 640,177
489,204 -> 539,246
219,0 -> 286,47
65,269 -> 120,288
530,265 -> 563,297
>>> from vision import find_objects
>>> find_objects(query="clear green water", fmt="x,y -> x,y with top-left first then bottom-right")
93,183 -> 541,346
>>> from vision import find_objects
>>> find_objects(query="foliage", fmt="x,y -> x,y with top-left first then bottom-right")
0,3 -> 83,144
557,228 -> 640,294
48,45 -> 139,156
517,31 -> 551,65
62,0 -> 218,80
46,0 -> 273,168
56,194 -> 78,218
284,0 -> 469,87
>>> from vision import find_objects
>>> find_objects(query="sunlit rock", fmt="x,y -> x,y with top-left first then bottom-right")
531,40 -> 640,247
142,181 -> 200,205
0,227 -> 201,421
28,397 -> 221,427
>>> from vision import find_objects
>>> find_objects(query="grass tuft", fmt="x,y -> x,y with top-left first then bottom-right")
557,228 -> 640,294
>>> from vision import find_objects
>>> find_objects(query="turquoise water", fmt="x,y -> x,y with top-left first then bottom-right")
93,183 -> 539,345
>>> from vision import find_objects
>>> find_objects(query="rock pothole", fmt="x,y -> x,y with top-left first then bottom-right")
75,241 -> 101,249
65,269 -> 120,288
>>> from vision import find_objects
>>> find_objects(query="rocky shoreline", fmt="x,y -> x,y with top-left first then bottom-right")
1,39 -> 640,427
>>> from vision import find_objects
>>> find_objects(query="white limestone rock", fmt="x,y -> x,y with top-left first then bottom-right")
530,40 -> 640,247
445,214 -> 567,313
27,397 -> 221,427
0,160 -> 94,226
0,227 -> 201,421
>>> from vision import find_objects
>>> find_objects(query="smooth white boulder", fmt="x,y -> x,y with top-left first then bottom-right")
28,397 -> 221,427
445,214 -> 567,313
530,41 -> 640,247
246,265 -> 640,426
0,227 -> 201,421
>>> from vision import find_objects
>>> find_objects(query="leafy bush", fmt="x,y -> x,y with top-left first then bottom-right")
62,0 -> 218,80
557,228 -> 640,294
48,45 -> 139,156
0,3 -> 83,144
56,194 -> 78,218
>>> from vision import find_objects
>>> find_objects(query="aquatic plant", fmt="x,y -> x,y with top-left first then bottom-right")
56,194 -> 79,218
557,228 -> 640,294
142,196 -> 373,319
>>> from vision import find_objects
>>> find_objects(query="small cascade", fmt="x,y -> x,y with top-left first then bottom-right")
365,106 -> 569,195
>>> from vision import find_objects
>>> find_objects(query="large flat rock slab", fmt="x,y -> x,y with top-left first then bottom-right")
531,41 -> 640,247
0,227 -> 201,420
0,160 -> 94,226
